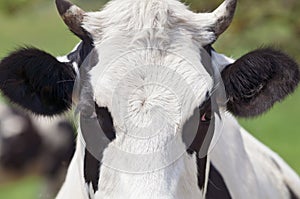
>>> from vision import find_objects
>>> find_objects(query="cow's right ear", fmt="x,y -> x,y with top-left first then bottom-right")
0,48 -> 75,116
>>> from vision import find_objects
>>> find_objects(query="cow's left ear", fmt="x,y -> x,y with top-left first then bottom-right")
0,48 -> 76,116
221,48 -> 300,118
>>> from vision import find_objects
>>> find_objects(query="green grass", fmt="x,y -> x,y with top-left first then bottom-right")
0,1 -> 299,198
0,4 -> 78,58
0,176 -> 42,199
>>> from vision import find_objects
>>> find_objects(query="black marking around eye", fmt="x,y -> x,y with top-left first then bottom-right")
83,104 -> 115,195
95,104 -> 116,141
187,99 -> 212,154
184,98 -> 212,190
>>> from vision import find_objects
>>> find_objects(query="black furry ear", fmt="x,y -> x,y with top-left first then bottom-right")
221,48 -> 300,118
0,48 -> 76,116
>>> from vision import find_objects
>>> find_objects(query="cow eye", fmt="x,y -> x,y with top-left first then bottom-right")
200,110 -> 212,122
200,98 -> 212,122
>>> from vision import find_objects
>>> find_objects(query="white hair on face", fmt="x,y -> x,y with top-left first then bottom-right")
84,0 -> 215,110
77,0 -> 216,197
82,0 -> 216,44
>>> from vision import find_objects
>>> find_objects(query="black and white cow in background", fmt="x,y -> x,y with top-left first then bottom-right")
0,0 -> 299,198
0,103 -> 75,198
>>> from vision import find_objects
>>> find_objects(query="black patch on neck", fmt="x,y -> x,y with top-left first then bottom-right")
206,163 -> 232,199
84,149 -> 100,194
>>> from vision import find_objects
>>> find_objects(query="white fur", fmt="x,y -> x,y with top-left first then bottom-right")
210,112 -> 300,199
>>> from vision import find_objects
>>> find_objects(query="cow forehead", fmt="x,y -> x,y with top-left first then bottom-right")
88,37 -> 213,124
77,0 -> 216,131
82,0 -> 216,44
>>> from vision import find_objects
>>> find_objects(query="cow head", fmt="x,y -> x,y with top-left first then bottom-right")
0,0 -> 299,179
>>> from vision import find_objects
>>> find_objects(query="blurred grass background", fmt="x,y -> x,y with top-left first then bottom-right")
0,0 -> 299,198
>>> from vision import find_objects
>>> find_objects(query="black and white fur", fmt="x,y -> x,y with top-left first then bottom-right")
0,0 -> 299,198
0,103 -> 75,198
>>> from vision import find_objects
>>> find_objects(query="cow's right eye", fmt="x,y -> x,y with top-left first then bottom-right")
199,98 -> 212,123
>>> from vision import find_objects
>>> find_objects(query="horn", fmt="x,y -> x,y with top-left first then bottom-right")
211,0 -> 237,36
55,0 -> 86,39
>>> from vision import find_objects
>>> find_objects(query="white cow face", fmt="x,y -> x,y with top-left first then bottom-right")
87,33 -> 213,144
50,0 -> 233,164
0,0 -> 299,174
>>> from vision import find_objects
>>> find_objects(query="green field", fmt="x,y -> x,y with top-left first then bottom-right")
0,0 -> 299,198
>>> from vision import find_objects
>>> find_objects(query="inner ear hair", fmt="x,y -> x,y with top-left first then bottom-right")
221,48 -> 300,118
0,47 -> 76,116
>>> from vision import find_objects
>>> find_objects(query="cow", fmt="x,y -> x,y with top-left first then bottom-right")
0,103 -> 75,198
0,0 -> 299,198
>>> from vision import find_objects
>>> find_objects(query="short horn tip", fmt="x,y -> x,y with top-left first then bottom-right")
213,0 -> 238,36
55,0 -> 74,16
